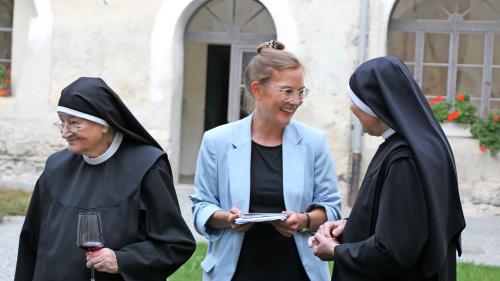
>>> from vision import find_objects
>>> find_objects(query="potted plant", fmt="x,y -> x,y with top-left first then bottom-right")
452,92 -> 476,125
471,111 -> 500,156
428,95 -> 451,122
0,65 -> 11,97
429,92 -> 476,137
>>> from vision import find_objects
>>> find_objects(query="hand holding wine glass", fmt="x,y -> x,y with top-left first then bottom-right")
77,212 -> 104,281
86,248 -> 119,274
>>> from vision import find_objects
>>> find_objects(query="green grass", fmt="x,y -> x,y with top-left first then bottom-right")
458,261 -> 500,281
0,188 -> 31,221
169,243 -> 500,281
169,243 -> 207,281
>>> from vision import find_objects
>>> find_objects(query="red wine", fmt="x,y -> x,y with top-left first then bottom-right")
79,241 -> 104,251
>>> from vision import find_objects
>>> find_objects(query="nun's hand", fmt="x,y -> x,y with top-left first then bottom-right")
310,232 -> 339,261
317,219 -> 347,239
86,248 -> 119,273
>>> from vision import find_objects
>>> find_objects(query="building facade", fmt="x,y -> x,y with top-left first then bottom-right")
0,0 -> 499,214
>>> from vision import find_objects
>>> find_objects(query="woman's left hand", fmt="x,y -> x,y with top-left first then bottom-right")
272,211 -> 303,237
86,248 -> 119,273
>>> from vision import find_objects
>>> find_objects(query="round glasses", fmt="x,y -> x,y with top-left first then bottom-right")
263,83 -> 309,102
53,121 -> 81,133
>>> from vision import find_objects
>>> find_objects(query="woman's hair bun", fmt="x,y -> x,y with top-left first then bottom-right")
257,40 -> 285,53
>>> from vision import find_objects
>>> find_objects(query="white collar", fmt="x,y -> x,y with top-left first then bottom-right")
381,128 -> 396,139
83,132 -> 123,165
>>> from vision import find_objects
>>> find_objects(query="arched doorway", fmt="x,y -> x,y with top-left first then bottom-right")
179,0 -> 276,182
388,0 -> 500,114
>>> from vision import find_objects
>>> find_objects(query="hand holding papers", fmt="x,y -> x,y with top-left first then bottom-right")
235,213 -> 288,224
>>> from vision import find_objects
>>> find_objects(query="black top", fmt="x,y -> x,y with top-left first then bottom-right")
249,141 -> 285,213
15,140 -> 195,281
333,134 -> 456,281
348,56 -> 465,277
232,141 -> 309,281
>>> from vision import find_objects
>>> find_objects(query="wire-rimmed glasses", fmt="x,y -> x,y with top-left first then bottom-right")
262,83 -> 309,102
53,121 -> 81,133
77,212 -> 104,281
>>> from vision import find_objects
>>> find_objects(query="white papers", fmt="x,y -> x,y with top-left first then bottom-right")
234,213 -> 288,224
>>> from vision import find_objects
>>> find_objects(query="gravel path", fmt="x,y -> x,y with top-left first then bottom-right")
1,184 -> 499,280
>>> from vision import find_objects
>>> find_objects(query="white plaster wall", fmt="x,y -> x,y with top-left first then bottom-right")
49,0 -> 175,172
366,0 -> 396,59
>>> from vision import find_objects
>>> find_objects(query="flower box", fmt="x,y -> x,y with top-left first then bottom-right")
441,122 -> 473,138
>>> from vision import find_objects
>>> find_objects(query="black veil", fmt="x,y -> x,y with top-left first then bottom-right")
58,77 -> 171,173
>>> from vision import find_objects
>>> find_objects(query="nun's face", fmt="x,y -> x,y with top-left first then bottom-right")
252,67 -> 304,128
350,103 -> 388,136
57,113 -> 113,158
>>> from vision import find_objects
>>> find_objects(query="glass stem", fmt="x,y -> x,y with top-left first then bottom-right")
91,265 -> 95,281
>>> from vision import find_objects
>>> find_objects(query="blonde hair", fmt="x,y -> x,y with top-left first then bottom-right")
243,40 -> 303,113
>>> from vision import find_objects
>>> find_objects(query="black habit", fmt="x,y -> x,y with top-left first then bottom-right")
15,77 -> 195,281
333,57 -> 466,281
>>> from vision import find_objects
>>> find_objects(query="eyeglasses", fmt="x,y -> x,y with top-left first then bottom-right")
262,83 -> 309,102
53,121 -> 81,133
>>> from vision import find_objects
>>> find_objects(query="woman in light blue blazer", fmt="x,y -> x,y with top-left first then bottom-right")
191,41 -> 341,281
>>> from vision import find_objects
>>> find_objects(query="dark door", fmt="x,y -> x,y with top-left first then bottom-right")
204,44 -> 230,131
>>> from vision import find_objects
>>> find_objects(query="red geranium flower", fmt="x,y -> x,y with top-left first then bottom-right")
448,111 -> 460,122
457,95 -> 465,101
480,146 -> 487,152
2,78 -> 10,84
493,114 -> 500,122
435,96 -> 444,101
5,68 -> 11,75
429,99 -> 437,105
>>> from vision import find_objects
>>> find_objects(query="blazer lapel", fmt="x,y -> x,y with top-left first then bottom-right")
228,115 -> 253,213
282,122 -> 306,212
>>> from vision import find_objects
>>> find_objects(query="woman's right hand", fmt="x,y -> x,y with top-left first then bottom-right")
208,207 -> 253,232
317,219 -> 347,239
227,207 -> 253,232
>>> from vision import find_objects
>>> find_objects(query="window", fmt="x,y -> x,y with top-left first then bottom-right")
388,0 -> 500,113
0,0 -> 13,97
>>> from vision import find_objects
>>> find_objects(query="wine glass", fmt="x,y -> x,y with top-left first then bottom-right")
77,212 -> 104,281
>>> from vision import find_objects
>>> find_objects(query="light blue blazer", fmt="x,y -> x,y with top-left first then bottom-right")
190,114 -> 342,281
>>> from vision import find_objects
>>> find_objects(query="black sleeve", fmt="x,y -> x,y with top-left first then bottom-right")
14,179 -> 42,281
115,157 -> 196,281
333,157 -> 429,280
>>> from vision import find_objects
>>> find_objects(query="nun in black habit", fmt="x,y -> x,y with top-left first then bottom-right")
15,77 -> 196,281
310,56 -> 466,281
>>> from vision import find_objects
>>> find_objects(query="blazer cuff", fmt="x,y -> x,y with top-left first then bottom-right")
196,205 -> 224,241
306,202 -> 341,222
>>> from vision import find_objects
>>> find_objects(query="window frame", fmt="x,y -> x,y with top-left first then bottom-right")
389,1 -> 500,113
